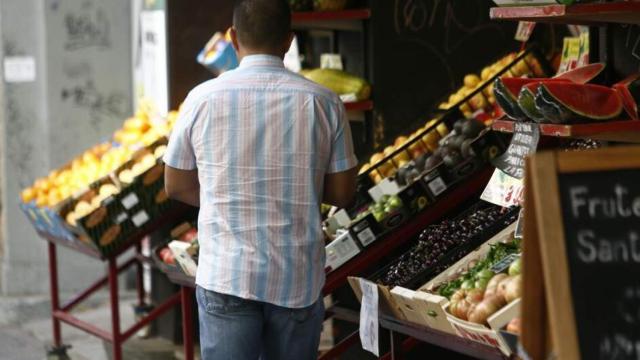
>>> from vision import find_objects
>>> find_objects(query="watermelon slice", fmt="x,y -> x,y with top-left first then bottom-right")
518,83 -> 548,123
493,63 -> 606,121
613,73 -> 640,121
537,82 -> 623,123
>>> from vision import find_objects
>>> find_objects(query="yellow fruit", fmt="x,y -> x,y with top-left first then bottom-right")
66,211 -> 78,226
21,187 -> 37,203
383,146 -> 395,157
358,162 -> 371,175
393,151 -> 410,164
480,67 -> 492,80
463,74 -> 481,88
437,123 -> 449,137
154,145 -> 167,159
35,194 -> 48,208
370,152 -> 384,166
422,131 -> 441,152
99,184 -> 119,198
47,191 -> 62,208
394,136 -> 409,148
119,169 -> 134,184
74,201 -> 93,218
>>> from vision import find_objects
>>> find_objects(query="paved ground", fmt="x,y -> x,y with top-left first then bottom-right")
0,291 -> 191,360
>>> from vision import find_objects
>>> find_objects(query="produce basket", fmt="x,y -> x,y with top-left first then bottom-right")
151,240 -> 185,276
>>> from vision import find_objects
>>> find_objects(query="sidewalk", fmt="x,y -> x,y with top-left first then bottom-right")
0,291 -> 188,360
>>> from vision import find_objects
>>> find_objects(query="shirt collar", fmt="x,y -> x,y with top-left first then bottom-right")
238,54 -> 285,69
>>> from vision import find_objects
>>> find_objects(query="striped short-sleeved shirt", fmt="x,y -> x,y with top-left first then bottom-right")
164,55 -> 358,308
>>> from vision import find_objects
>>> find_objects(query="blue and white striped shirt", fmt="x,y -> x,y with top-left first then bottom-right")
164,55 -> 357,307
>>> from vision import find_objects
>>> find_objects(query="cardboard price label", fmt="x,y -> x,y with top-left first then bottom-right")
514,21 -> 536,42
492,122 -> 540,179
481,169 -> 524,208
359,279 -> 379,357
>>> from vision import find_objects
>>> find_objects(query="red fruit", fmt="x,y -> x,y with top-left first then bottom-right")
180,228 -> 198,242
159,247 -> 175,265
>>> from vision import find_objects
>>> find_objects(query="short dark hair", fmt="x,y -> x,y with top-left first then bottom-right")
233,0 -> 292,51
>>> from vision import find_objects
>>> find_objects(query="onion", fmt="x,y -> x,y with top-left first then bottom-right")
484,273 -> 508,298
451,299 -> 471,320
496,276 -> 514,303
466,288 -> 484,304
506,317 -> 521,334
505,274 -> 522,303
468,295 -> 504,324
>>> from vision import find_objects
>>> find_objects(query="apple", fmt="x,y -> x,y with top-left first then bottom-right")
159,247 -> 175,265
180,228 -> 198,242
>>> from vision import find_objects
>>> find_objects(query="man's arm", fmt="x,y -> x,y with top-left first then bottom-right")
323,167 -> 357,209
165,165 -> 200,207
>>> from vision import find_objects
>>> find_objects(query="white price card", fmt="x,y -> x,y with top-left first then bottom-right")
514,21 -> 536,42
481,168 -> 524,208
359,278 -> 379,357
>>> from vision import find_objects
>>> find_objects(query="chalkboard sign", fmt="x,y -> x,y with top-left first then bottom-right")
492,122 -> 540,179
370,0 -> 518,138
522,147 -> 640,360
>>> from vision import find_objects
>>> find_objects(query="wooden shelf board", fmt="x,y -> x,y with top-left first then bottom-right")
492,119 -> 640,143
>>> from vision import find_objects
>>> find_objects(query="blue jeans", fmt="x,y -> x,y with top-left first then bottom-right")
196,286 -> 325,360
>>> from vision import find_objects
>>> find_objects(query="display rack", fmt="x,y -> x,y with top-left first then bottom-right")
490,2 -> 640,25
41,203 -> 192,360
159,167 -> 494,360
491,119 -> 640,143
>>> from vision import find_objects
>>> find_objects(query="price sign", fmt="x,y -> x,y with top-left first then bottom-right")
492,122 -> 540,180
481,169 -> 524,208
359,279 -> 379,357
522,146 -> 640,360
514,21 -> 536,42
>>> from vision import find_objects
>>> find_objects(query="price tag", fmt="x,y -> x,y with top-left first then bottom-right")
491,253 -> 520,273
357,228 -> 376,247
132,210 -> 150,227
492,122 -> 540,180
121,193 -> 140,210
359,278 -> 379,357
320,53 -> 343,70
426,176 -> 447,197
514,21 -> 536,42
481,169 -> 524,208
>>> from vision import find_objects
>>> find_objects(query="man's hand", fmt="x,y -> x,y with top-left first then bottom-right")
165,165 -> 200,207
323,167 -> 357,209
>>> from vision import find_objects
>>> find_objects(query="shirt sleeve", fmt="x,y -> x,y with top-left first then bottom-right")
327,101 -> 358,174
163,98 -> 207,170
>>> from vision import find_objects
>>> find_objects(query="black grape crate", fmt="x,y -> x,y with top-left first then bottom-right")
397,181 -> 431,214
371,205 -> 520,290
349,213 -> 382,248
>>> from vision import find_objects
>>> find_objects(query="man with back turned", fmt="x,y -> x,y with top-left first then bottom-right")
163,0 -> 358,358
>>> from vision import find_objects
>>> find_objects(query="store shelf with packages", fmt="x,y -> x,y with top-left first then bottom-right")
489,2 -> 640,25
491,118 -> 640,143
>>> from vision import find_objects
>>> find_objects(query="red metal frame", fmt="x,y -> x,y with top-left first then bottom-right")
344,100 -> 374,112
292,9 -> 371,22
492,119 -> 640,143
44,206 -> 190,360
489,2 -> 640,25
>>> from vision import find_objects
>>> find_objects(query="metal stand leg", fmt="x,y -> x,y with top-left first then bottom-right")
135,243 -> 145,307
108,258 -> 122,360
48,243 -> 62,347
181,287 -> 195,360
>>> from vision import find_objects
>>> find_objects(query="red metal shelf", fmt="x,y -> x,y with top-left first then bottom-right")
492,119 -> 640,143
344,100 -> 373,112
292,9 -> 371,22
490,2 -> 640,25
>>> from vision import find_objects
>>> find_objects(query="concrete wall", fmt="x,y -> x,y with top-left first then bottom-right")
0,0 -> 132,295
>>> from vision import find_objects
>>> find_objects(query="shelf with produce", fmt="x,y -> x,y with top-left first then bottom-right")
492,118 -> 640,143
344,99 -> 373,112
489,2 -> 640,25
291,9 -> 371,22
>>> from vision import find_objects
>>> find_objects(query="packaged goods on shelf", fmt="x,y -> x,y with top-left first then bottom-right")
301,68 -> 371,101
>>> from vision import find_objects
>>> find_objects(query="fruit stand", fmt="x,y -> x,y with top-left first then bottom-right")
18,1 -> 640,359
